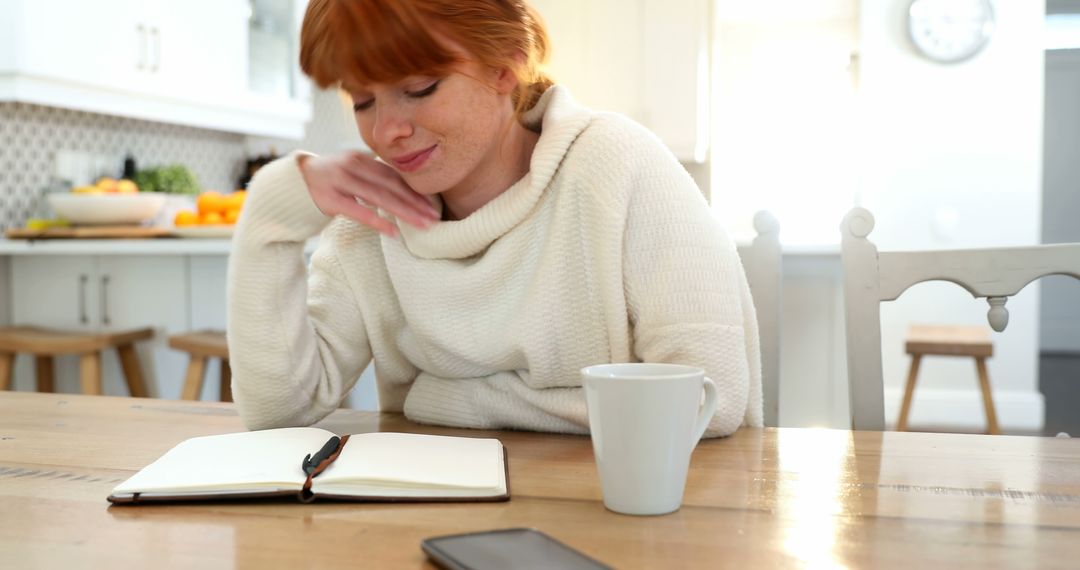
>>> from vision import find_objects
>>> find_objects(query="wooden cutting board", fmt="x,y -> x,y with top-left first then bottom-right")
5,226 -> 173,239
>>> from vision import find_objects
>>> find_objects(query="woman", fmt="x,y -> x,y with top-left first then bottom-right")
228,0 -> 761,437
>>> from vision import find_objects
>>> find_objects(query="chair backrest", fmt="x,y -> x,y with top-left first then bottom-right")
737,211 -> 782,427
840,207 -> 1080,431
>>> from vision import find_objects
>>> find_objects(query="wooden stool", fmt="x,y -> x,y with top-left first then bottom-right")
0,326 -> 153,396
169,331 -> 231,402
898,324 -> 999,435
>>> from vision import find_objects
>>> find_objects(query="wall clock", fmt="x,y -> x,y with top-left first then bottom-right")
907,0 -> 996,64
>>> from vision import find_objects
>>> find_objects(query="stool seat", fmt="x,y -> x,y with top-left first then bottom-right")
0,326 -> 153,354
168,331 -> 229,358
899,324 -> 999,435
0,325 -> 153,396
905,325 -> 992,358
169,330 -> 231,402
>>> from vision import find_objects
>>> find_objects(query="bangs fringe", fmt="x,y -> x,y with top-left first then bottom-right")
300,0 -> 554,116
302,0 -> 460,89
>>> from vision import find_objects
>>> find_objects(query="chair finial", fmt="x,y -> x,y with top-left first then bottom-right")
752,210 -> 780,236
987,297 -> 1009,332
843,207 -> 875,239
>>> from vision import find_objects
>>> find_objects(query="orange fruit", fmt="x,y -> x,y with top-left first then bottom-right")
201,211 -> 224,225
224,209 -> 240,225
197,191 -> 227,216
225,190 -> 246,212
174,210 -> 199,226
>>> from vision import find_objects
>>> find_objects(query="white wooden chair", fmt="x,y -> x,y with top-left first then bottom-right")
840,207 -> 1080,431
738,211 -> 782,427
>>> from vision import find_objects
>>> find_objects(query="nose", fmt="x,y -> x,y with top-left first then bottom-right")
371,100 -> 414,149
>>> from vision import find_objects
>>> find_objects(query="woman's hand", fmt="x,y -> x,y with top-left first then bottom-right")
297,151 -> 439,236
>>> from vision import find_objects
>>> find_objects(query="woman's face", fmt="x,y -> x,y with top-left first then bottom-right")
346,60 -> 514,197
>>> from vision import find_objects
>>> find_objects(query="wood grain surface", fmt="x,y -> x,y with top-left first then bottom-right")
5,226 -> 172,239
2,392 -> 1080,569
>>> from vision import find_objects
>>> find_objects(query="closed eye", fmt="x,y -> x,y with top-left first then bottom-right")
352,79 -> 439,113
406,80 -> 440,99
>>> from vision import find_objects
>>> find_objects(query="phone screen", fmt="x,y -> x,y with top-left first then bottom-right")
421,528 -> 612,570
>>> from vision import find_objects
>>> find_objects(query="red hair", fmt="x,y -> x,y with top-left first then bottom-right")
300,0 -> 553,118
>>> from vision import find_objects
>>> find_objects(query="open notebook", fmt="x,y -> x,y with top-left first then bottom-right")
108,428 -> 509,504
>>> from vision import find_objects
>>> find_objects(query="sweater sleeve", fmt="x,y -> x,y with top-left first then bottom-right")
621,139 -> 764,437
227,153 -> 374,430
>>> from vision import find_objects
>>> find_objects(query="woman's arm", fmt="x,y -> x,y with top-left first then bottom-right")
227,154 -> 373,430
621,141 -> 763,437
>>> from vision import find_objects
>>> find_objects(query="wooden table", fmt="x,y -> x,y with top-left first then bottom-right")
3,393 -> 1080,569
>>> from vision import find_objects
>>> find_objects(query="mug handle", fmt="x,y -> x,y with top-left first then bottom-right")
691,377 -> 719,443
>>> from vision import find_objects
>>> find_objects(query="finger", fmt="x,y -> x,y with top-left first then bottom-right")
345,156 -> 439,218
331,190 -> 399,237
346,180 -> 435,229
335,166 -> 435,228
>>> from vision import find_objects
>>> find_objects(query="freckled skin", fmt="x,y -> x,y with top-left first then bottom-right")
349,59 -> 534,220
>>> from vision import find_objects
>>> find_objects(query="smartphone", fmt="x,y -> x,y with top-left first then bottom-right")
421,528 -> 612,570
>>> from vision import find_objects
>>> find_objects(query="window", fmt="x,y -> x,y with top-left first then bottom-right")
710,1 -> 858,244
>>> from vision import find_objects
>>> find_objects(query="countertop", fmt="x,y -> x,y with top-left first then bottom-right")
0,237 -> 837,256
0,238 -> 320,255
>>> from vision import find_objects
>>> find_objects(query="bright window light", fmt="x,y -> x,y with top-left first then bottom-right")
1046,14 -> 1080,50
710,3 -> 858,245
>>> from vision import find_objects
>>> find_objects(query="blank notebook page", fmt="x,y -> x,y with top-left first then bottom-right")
113,427 -> 334,494
319,432 -> 503,490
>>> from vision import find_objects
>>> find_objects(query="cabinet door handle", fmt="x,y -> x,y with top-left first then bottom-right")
137,24 -> 147,71
78,274 -> 89,325
150,27 -> 161,73
101,275 -> 111,326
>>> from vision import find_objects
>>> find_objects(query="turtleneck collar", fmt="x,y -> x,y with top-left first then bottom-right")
396,85 -> 592,260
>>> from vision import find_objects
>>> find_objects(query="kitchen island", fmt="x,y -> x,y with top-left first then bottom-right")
0,238 -> 317,403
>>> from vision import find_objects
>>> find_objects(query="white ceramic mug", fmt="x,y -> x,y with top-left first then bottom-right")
582,363 -> 718,516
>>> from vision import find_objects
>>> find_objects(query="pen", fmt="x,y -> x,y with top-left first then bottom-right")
302,436 -> 341,476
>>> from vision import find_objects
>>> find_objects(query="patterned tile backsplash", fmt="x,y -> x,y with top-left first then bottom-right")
0,87 -> 365,231
0,102 -> 247,231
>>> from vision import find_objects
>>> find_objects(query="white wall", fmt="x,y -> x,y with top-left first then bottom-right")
857,0 -> 1046,432
530,0 -> 710,163
1040,49 -> 1080,353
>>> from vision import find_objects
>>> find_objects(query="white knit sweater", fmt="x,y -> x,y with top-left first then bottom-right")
228,86 -> 762,437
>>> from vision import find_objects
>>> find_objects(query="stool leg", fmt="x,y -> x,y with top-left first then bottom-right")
975,357 -> 1000,435
79,353 -> 103,395
181,356 -> 208,400
0,352 -> 13,390
219,359 -> 232,403
35,356 -> 55,393
897,354 -> 922,432
117,344 -> 149,398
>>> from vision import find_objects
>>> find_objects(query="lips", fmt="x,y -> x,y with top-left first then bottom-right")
390,145 -> 436,173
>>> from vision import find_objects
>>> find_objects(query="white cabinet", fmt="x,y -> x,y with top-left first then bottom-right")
10,255 -> 190,398
0,0 -> 311,139
11,256 -> 97,330
153,0 -> 248,99
530,0 -> 710,162
6,0 -> 145,92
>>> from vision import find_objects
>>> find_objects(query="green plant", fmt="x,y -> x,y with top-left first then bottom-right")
133,165 -> 201,195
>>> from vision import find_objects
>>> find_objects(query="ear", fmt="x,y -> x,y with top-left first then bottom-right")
491,50 -> 526,95
492,65 -> 519,95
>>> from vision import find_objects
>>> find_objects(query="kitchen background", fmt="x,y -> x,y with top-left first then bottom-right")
0,88 -> 363,231
1,0 -> 1078,434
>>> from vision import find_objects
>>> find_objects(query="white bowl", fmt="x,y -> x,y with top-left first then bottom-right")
48,193 -> 167,225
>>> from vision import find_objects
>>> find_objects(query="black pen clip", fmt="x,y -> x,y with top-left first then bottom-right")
302,435 -> 341,476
